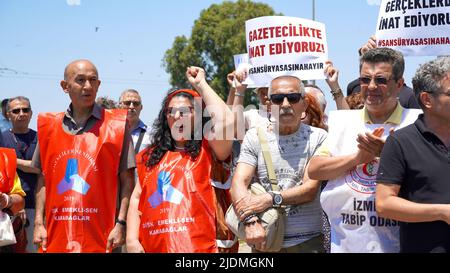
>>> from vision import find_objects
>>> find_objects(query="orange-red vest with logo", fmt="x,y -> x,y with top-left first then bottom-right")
38,109 -> 126,253
0,148 -> 17,194
136,140 -> 218,253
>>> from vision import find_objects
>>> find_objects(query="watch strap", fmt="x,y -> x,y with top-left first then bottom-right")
116,218 -> 126,227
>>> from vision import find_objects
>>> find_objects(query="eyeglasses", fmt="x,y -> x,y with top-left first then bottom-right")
270,93 -> 303,105
166,106 -> 194,117
9,107 -> 31,114
436,91 -> 450,97
359,76 -> 392,86
120,100 -> 141,107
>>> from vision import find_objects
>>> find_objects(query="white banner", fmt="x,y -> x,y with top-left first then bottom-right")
233,53 -> 257,88
375,0 -> 450,56
245,16 -> 328,87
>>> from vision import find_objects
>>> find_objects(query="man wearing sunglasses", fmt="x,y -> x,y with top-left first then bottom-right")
308,48 -> 422,253
118,89 -> 150,154
231,75 -> 327,253
346,35 -> 420,109
1,96 -> 39,252
31,60 -> 135,253
376,57 -> 450,253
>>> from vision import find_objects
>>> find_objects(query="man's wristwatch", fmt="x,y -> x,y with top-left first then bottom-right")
269,191 -> 283,208
116,218 -> 126,227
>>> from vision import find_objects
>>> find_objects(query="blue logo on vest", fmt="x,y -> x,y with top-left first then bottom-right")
148,171 -> 184,208
57,158 -> 91,195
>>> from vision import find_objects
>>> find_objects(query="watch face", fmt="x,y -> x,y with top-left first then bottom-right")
274,194 -> 283,205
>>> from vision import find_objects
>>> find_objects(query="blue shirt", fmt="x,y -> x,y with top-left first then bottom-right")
0,115 -> 12,133
131,119 -> 151,153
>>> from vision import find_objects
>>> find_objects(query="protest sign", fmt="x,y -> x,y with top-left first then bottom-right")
375,0 -> 450,56
233,53 -> 257,88
245,16 -> 328,87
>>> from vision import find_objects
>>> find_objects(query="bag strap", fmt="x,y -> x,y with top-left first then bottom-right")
256,127 -> 280,192
134,128 -> 146,154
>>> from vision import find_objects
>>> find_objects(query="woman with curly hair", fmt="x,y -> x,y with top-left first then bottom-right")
301,92 -> 328,131
345,92 -> 365,110
126,66 -> 235,253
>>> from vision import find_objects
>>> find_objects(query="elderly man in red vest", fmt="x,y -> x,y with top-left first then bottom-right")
32,60 -> 135,253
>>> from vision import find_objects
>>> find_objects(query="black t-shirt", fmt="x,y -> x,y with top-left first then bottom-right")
377,115 -> 450,252
346,78 -> 420,109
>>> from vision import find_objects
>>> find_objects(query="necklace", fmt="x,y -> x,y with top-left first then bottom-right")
174,145 -> 185,150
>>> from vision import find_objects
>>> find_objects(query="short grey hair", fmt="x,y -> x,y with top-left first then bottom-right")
304,84 -> 327,111
6,96 -> 31,112
412,56 -> 450,109
268,75 -> 305,96
360,47 -> 405,81
119,89 -> 141,102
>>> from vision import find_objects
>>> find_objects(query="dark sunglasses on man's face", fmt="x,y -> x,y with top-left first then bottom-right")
10,107 -> 31,114
121,100 -> 141,107
359,76 -> 391,86
270,93 -> 303,105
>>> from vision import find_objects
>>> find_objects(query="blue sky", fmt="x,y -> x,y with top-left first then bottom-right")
0,0 -> 434,130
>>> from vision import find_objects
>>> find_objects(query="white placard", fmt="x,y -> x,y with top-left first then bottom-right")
375,0 -> 450,56
233,53 -> 249,71
233,53 -> 257,88
245,16 -> 328,87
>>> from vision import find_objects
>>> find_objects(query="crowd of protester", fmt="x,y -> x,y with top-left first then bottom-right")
0,34 -> 449,254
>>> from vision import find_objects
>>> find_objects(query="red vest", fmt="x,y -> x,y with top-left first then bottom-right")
38,109 -> 126,253
136,140 -> 218,253
0,148 -> 17,194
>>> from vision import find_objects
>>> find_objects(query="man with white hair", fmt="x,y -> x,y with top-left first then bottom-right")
231,75 -> 327,253
118,89 -> 150,153
2,96 -> 40,252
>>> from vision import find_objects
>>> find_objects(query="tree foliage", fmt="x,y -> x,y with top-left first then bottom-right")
163,0 -> 279,105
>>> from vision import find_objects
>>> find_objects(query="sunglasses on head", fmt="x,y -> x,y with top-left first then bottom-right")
120,100 -> 141,107
270,93 -> 303,105
166,106 -> 194,117
359,76 -> 392,86
10,107 -> 31,114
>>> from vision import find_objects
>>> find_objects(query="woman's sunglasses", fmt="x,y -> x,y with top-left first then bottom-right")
166,106 -> 194,117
